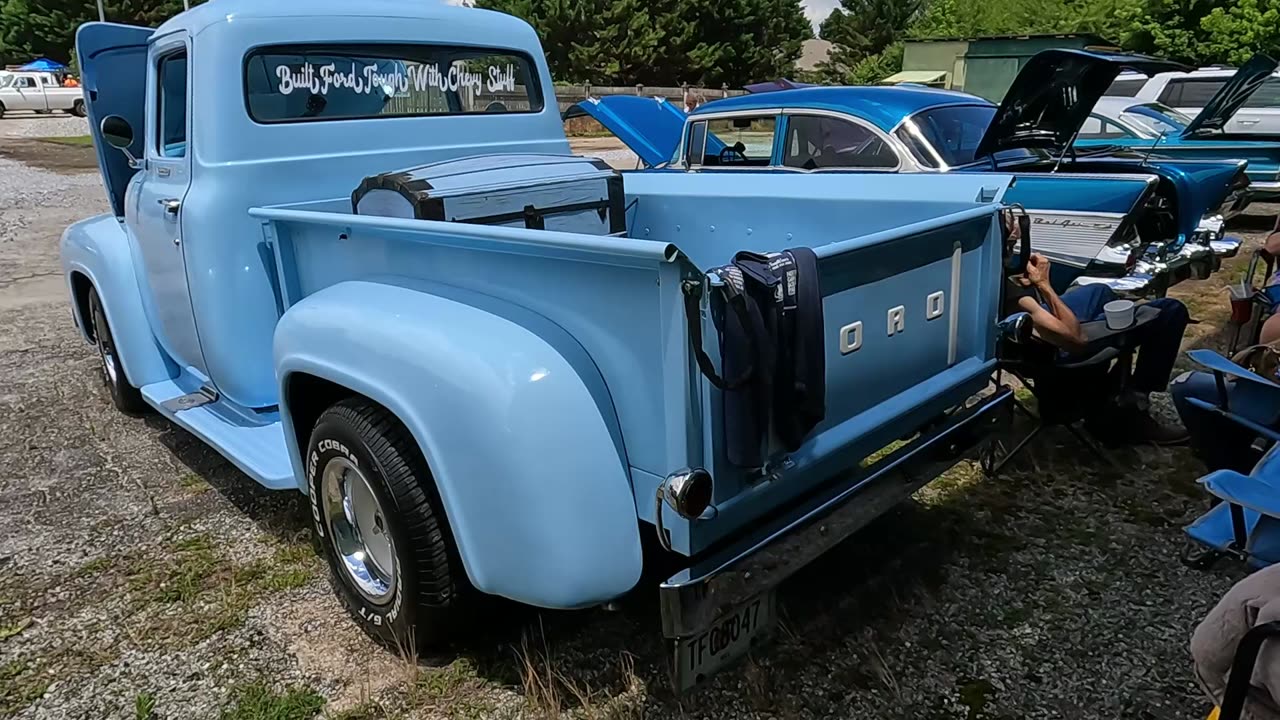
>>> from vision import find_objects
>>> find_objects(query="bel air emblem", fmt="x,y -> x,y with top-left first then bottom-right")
839,290 -> 945,355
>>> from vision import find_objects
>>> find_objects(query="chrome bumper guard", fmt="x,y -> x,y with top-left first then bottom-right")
658,387 -> 1013,640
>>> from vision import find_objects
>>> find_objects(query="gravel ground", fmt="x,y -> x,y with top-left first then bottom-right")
0,114 -> 1268,719
0,115 -> 91,139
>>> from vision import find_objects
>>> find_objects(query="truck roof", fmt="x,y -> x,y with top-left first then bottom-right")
156,0 -> 531,39
690,85 -> 991,133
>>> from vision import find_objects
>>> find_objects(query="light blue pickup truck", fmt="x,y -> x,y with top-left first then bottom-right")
64,0 -> 1021,689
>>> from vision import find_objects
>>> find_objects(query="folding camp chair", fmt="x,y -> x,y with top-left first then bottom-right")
1183,349 -> 1280,569
982,305 -> 1163,477
1230,250 -> 1277,355
1210,620 -> 1280,720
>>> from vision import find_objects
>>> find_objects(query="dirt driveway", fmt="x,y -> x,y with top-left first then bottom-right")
0,118 -> 1266,719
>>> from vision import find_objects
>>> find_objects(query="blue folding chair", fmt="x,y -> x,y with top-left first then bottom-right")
1183,349 -> 1280,569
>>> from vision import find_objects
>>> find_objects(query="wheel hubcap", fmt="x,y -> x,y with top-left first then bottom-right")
320,456 -> 397,604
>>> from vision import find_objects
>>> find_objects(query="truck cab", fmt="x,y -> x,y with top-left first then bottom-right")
64,0 -> 1021,690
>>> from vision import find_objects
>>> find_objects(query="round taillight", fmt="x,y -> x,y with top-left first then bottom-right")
661,468 -> 714,520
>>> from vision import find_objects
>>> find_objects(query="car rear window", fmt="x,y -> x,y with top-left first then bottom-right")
1159,78 -> 1227,107
1106,78 -> 1146,97
244,44 -> 544,123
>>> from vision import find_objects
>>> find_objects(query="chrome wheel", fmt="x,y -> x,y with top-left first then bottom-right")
321,457 -> 398,604
98,337 -> 118,386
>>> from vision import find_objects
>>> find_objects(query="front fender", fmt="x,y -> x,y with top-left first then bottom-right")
274,279 -> 643,609
60,213 -> 174,387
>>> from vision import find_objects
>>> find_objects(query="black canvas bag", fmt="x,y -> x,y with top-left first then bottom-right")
683,248 -> 826,469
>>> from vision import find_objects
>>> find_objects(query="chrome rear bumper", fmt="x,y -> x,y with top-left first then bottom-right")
658,387 -> 1013,640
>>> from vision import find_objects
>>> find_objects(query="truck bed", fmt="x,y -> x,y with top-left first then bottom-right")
250,169 -> 1014,555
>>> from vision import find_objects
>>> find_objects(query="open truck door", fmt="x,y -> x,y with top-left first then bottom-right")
76,22 -> 153,218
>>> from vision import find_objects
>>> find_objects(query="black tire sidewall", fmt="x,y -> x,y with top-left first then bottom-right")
88,288 -> 135,412
72,100 -> 85,117
306,412 -> 417,645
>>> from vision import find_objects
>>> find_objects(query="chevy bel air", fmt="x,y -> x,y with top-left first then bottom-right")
574,50 -> 1250,297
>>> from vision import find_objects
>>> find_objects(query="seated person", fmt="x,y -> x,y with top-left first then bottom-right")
1005,251 -> 1190,444
1192,562 -> 1280,720
1171,223 -> 1280,472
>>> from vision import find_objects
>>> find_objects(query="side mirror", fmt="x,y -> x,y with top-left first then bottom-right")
101,115 -> 133,149
100,115 -> 140,168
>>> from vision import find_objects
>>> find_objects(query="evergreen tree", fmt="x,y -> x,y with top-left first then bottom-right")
479,0 -> 811,86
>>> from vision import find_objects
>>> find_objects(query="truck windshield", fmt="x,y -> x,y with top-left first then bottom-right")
244,44 -> 543,123
0,75 -> 11,89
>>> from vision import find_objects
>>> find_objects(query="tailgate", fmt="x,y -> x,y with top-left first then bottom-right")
681,205 -> 1005,555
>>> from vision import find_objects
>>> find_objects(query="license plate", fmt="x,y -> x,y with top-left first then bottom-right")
674,592 -> 777,692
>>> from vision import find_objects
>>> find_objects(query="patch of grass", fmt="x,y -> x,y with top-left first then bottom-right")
125,534 -> 320,645
178,471 -> 212,494
38,134 -> 94,146
0,659 -> 49,716
0,616 -> 31,642
135,691 -> 157,720
75,555 -> 115,578
220,681 -> 325,720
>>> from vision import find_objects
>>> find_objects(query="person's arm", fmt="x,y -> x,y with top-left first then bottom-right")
1015,254 -> 1089,354
1266,214 -> 1280,256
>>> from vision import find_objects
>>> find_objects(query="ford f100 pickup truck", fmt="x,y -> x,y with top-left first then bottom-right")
64,0 -> 1020,690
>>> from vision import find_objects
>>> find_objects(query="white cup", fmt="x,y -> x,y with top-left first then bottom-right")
1104,299 -> 1135,330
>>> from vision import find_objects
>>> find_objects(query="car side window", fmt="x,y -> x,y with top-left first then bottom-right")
157,51 -> 188,159
703,116 -> 776,166
1159,78 -> 1226,107
783,115 -> 898,170
1077,115 -> 1133,140
14,76 -> 34,89
1245,77 -> 1280,108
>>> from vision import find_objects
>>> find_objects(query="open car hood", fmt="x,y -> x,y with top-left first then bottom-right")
564,95 -> 687,168
1182,53 -> 1280,136
975,49 -> 1191,159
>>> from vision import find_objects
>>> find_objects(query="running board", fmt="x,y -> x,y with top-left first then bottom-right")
141,379 -> 295,490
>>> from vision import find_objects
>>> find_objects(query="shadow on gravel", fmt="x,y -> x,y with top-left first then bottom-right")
143,415 -> 310,543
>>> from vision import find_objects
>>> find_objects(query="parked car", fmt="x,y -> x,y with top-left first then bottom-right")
0,71 -> 84,118
65,0 -> 1021,691
573,50 -> 1251,297
1109,59 -> 1280,134
1079,55 -> 1280,205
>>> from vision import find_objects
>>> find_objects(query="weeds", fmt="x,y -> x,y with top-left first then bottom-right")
134,691 -> 157,720
220,680 -> 326,720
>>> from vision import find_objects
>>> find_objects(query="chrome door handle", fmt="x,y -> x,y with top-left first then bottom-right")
158,198 -> 181,217
1240,119 -> 1261,125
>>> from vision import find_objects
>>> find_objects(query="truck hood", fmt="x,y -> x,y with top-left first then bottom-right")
565,95 -> 687,167
975,49 -> 1190,159
1182,53 -> 1280,136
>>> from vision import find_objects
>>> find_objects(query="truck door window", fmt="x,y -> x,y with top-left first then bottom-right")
243,44 -> 543,123
14,77 -> 34,89
783,115 -> 898,170
157,51 -> 188,158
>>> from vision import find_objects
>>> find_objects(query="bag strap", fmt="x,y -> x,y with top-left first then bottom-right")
682,279 -> 756,391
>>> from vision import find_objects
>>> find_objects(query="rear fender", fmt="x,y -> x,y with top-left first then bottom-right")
274,279 -> 642,609
60,213 -> 176,386
1143,158 -> 1246,237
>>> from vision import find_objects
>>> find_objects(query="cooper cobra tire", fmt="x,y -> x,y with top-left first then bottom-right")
71,100 -> 86,117
306,398 -> 469,649
88,286 -> 148,414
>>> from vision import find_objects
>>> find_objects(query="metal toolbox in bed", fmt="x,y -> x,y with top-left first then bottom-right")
352,154 -> 626,235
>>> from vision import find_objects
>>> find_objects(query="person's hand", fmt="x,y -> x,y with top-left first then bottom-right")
1020,253 -> 1051,289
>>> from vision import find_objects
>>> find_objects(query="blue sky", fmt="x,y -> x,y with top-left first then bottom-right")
802,0 -> 838,30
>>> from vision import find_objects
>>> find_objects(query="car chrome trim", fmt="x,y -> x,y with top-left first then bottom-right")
658,387 -> 1013,639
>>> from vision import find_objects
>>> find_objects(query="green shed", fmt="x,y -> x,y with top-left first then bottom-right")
889,34 -> 1117,101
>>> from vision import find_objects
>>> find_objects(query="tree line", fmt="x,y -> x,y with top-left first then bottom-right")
2,0 -> 1279,88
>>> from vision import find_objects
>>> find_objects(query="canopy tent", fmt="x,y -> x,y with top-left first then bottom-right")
18,58 -> 66,72
879,70 -> 949,86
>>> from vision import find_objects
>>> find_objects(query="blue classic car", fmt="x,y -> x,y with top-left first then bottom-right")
1077,54 -> 1280,203
574,49 -> 1251,296
64,0 -> 1023,691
